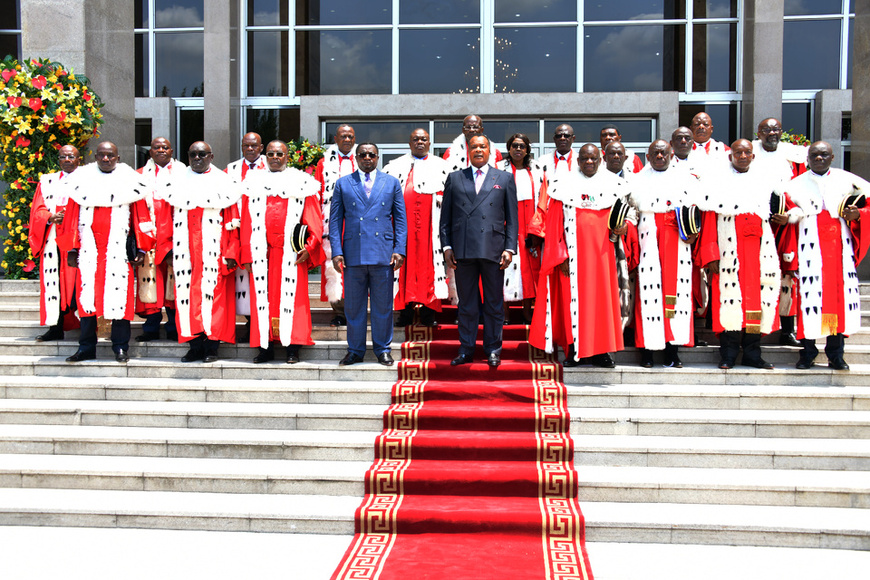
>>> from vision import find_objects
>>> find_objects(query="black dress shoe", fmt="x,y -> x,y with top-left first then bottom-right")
135,332 -> 160,343
65,349 -> 95,363
419,315 -> 438,327
115,349 -> 129,363
487,352 -> 501,368
286,352 -> 300,364
562,355 -> 580,368
339,352 -> 364,366
779,332 -> 801,347
451,353 -> 473,366
718,360 -> 734,369
181,349 -> 204,363
829,358 -> 850,371
666,355 -> 683,369
694,339 -> 708,347
743,359 -> 774,370
378,352 -> 394,366
640,350 -> 654,368
36,327 -> 64,342
795,358 -> 815,370
592,353 -> 616,368
253,348 -> 274,364
165,332 -> 178,342
203,354 -> 219,363
330,316 -> 347,327
395,310 -> 414,327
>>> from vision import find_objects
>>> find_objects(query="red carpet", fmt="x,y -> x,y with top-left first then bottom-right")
331,325 -> 594,580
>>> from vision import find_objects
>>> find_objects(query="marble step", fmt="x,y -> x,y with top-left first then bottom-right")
1,355 -> 868,385
1,454 -> 867,509
2,399 -> 870,439
3,376 -> 868,412
0,488 -> 867,549
1,425 -> 868,470
3,530 -> 869,580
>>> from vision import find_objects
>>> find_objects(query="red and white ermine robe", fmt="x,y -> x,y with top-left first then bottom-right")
782,169 -> 870,340
383,153 -> 452,310
530,168 -> 628,358
442,133 -> 502,171
240,168 -> 325,349
315,144 -> 357,304
500,159 -> 544,303
752,140 -> 808,319
29,170 -> 78,327
135,158 -> 185,318
527,150 -> 577,240
155,166 -> 241,344
697,167 -> 782,335
56,163 -> 154,320
225,154 -> 267,316
626,166 -> 697,350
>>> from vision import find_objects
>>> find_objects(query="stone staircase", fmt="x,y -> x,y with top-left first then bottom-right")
0,277 -> 869,579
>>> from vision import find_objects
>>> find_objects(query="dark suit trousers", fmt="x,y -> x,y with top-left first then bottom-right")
79,316 -> 131,355
345,264 -> 394,357
455,258 -> 504,356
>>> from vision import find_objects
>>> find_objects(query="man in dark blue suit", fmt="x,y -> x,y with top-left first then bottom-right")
440,135 -> 519,368
330,143 -> 407,366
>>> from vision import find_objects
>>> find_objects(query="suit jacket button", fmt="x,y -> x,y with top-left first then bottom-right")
375,232 -> 379,236
481,228 -> 484,233
360,217 -> 363,220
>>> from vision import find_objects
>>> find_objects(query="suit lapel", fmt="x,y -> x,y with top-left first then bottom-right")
469,169 -> 497,213
362,170 -> 382,211
462,167 -> 478,207
350,173 -> 367,206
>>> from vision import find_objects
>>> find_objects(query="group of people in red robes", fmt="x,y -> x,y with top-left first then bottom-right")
29,112 -> 869,371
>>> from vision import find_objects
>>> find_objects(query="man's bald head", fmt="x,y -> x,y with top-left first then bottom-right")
807,141 -> 834,175
647,139 -> 672,172
690,112 -> 713,144
757,118 -> 783,152
95,142 -> 120,173
670,127 -> 693,160
58,145 -> 81,174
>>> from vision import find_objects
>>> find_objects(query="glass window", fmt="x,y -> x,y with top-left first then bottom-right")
842,116 -> 851,141
177,108 -> 204,165
300,0 -> 390,25
296,30 -> 391,95
135,118 -> 153,169
248,30 -> 289,96
135,33 -> 149,97
692,23 -> 736,92
326,121 -> 429,144
694,0 -> 737,19
399,29 -> 480,94
0,0 -> 20,28
248,0 -> 289,26
544,120 -> 653,145
434,120 -> 539,146
400,0 -> 480,24
585,25 -> 684,92
135,0 -> 148,28
155,32 -> 204,97
847,17 -> 853,89
584,1 -> 684,21
155,0 -> 204,28
494,27 -> 576,93
784,0 -> 842,16
679,103 -> 737,145
247,108 -> 301,143
783,20 -> 840,90
0,34 -> 19,60
781,102 -> 811,140
495,0 -> 575,23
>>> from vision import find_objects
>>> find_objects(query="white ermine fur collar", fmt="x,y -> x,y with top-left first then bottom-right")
548,168 -> 627,210
64,163 -> 148,207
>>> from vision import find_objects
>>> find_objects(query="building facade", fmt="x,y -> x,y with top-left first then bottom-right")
2,0 -> 865,175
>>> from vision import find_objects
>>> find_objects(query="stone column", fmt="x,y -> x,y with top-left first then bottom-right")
21,0 -> 135,162
852,0 -> 870,181
741,0 -> 784,138
203,0 -> 240,168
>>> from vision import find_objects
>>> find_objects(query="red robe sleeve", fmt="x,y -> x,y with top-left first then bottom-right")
55,199 -> 81,253
154,201 -> 174,264
695,210 -> 719,267
131,198 -> 155,253
28,184 -> 52,258
623,221 -> 640,271
631,154 -> 644,173
302,194 -> 325,268
850,207 -> 870,266
221,204 -> 241,276
527,178 -> 550,239
539,200 -> 568,276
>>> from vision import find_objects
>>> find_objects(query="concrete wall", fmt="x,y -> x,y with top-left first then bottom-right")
852,0 -> 870,182
815,90 -> 852,168
21,0 -> 135,163
300,92 -> 681,145
741,0 -> 784,137
203,0 -> 240,167
134,97 -> 176,147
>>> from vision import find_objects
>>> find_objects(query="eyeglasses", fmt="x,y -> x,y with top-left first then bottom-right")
463,124 -> 482,130
266,152 -> 285,158
58,154 -> 78,160
510,143 -> 528,150
357,152 -> 378,158
555,133 -> 574,139
759,127 -> 782,134
188,151 -> 211,159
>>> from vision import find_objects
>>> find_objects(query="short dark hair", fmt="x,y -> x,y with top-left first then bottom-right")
600,123 -> 620,134
468,134 -> 490,149
356,142 -> 379,154
506,133 -> 531,169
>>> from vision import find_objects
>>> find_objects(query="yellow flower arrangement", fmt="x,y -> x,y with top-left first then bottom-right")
0,56 -> 103,278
